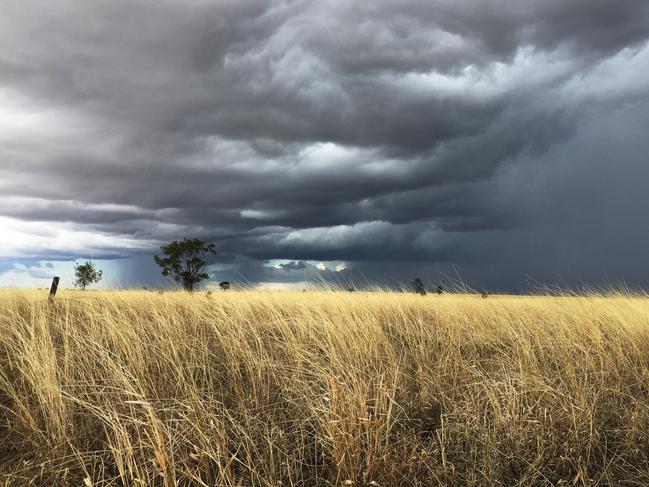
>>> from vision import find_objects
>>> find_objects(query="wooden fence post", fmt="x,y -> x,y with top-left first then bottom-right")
48,276 -> 60,303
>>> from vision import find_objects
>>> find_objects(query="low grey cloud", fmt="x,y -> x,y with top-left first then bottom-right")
1,0 -> 648,291
13,262 -> 56,280
278,261 -> 307,272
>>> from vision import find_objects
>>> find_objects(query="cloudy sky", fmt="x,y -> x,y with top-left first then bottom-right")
1,0 -> 649,291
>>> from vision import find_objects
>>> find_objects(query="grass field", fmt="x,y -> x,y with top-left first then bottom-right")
1,289 -> 649,486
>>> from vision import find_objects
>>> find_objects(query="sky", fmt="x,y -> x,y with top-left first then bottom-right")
1,0 -> 649,292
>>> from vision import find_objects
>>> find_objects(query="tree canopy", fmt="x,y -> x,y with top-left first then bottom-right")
154,238 -> 216,291
74,261 -> 102,290
411,278 -> 426,296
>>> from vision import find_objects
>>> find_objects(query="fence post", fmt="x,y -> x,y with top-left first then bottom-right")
48,276 -> 60,303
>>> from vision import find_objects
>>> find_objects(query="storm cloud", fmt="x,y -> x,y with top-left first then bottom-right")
1,0 -> 648,290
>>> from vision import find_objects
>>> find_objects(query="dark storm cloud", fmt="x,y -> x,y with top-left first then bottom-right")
1,0 -> 649,290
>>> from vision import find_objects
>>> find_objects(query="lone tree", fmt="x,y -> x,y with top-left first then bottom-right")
412,278 -> 426,296
219,281 -> 230,291
154,238 -> 216,291
74,261 -> 102,290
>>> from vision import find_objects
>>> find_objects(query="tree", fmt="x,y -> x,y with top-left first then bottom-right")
436,285 -> 444,295
219,281 -> 230,291
154,238 -> 216,291
74,261 -> 102,290
412,278 -> 426,296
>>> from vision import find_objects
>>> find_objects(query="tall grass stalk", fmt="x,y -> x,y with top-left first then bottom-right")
1,289 -> 649,485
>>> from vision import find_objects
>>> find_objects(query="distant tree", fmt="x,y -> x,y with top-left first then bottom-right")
412,278 -> 426,296
74,261 -> 102,290
153,238 -> 216,292
219,281 -> 230,291
436,285 -> 444,295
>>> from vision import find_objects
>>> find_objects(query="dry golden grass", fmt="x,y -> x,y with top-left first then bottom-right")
1,289 -> 649,486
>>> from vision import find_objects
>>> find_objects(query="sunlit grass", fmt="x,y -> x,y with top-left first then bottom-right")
1,289 -> 649,485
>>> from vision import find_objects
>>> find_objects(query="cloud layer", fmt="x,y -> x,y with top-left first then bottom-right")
1,0 -> 649,290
